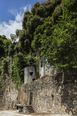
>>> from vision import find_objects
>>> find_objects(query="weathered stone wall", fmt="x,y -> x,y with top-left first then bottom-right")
18,71 -> 77,115
61,83 -> 77,115
2,78 -> 18,110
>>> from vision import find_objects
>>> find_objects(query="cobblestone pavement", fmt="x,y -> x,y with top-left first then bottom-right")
0,110 -> 75,116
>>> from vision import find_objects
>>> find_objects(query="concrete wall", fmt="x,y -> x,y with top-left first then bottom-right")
18,69 -> 77,115
24,66 -> 36,84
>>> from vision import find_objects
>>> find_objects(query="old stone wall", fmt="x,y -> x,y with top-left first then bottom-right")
1,78 -> 18,110
18,71 -> 77,115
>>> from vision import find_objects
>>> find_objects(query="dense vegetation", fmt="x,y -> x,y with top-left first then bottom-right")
0,0 -> 77,88
0,35 -> 36,88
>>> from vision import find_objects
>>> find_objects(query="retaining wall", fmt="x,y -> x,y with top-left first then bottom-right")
18,70 -> 77,115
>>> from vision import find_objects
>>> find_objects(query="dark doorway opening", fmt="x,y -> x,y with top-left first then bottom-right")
30,72 -> 33,76
17,106 -> 18,110
29,92 -> 33,105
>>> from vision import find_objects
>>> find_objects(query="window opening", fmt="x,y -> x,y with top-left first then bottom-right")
30,72 -> 33,76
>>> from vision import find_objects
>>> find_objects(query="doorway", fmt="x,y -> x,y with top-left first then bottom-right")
29,92 -> 33,105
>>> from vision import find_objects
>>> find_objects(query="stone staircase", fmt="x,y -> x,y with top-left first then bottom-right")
23,105 -> 35,114
26,105 -> 35,113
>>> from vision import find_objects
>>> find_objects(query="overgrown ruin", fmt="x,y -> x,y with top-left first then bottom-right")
18,69 -> 77,115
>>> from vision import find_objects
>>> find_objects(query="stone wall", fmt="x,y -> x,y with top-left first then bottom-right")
2,78 -> 18,110
18,71 -> 77,115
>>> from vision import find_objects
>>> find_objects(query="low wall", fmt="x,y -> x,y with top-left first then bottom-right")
18,71 -> 77,115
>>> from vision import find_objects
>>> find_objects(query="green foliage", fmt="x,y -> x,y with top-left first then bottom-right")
3,39 -> 12,56
21,0 -> 63,56
36,0 -> 62,17
19,14 -> 44,54
29,15 -> 40,32
1,57 -> 10,79
14,42 -> 21,54
0,67 -> 2,76
26,15 -> 43,33
36,6 -> 45,17
1,0 -> 77,86
8,42 -> 15,56
22,11 -> 31,29
32,33 -> 42,51
32,21 -> 53,51
64,0 -> 77,12
25,55 -> 37,66
54,0 -> 62,5
31,0 -> 77,71
34,2 -> 40,8
37,20 -> 77,70
11,54 -> 26,88
0,38 -> 4,57
0,35 -> 7,40
52,5 -> 62,23
31,7 -> 36,15
62,0 -> 77,21
11,53 -> 36,88
16,29 -> 20,37
19,29 -> 31,54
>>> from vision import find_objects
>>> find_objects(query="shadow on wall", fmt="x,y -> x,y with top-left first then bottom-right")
54,69 -> 77,115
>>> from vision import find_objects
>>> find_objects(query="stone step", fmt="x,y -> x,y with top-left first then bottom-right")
26,105 -> 35,113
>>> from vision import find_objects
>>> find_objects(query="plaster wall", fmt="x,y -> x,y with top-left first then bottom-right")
39,57 -> 59,78
24,66 -> 36,84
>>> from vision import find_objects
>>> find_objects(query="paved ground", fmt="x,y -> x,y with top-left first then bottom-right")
0,110 -> 75,116
0,110 -> 27,116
